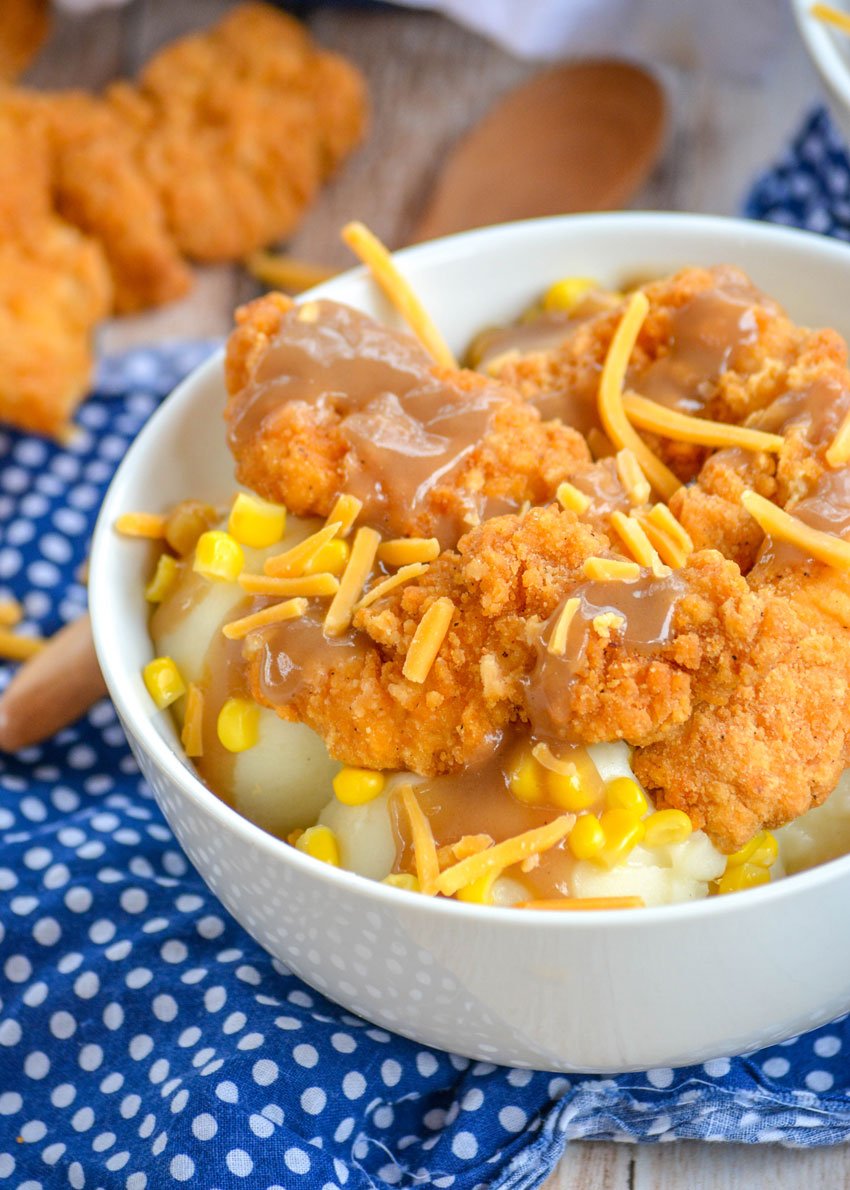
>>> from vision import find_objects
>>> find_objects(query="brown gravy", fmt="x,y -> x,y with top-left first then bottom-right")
527,571 -> 686,741
253,605 -> 369,709
760,467 -> 850,572
228,300 -> 515,547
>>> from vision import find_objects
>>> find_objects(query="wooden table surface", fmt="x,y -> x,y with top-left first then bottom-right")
28,1 -> 850,1185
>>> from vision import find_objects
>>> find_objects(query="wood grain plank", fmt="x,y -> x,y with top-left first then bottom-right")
541,1142 -> 632,1190
634,1141 -> 850,1189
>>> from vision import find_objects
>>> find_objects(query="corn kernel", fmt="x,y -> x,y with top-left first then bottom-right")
228,492 -> 287,549
604,777 -> 649,816
594,808 -> 645,868
193,530 -> 245,582
142,657 -> 186,709
543,276 -> 596,313
715,862 -> 771,895
295,824 -> 340,867
568,814 -> 605,860
303,538 -> 350,577
216,697 -> 259,753
643,808 -> 693,847
382,873 -> 420,892
544,766 -> 598,812
333,767 -> 386,806
507,749 -> 543,805
455,869 -> 497,904
725,830 -> 778,870
145,554 -> 179,603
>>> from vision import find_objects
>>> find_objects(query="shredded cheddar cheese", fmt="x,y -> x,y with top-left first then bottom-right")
325,493 -> 363,538
646,503 -> 693,554
582,556 -> 642,582
742,489 -> 850,572
0,628 -> 44,661
635,515 -> 689,569
622,393 -> 785,453
812,2 -> 850,36
264,522 -> 342,578
402,597 -> 455,683
356,563 -> 429,611
181,684 -> 204,758
435,815 -> 575,898
547,597 -> 580,657
610,510 -> 670,576
400,785 -> 440,894
115,512 -> 168,539
239,573 -> 339,598
516,896 -> 645,911
324,526 -> 381,636
826,405 -> 850,468
436,834 -> 494,869
556,481 -> 591,515
377,537 -> 441,567
223,597 -> 308,640
597,292 -> 681,500
531,741 -> 578,778
592,611 -> 625,639
0,600 -> 23,627
341,222 -> 457,369
245,251 -> 336,293
615,447 -> 651,506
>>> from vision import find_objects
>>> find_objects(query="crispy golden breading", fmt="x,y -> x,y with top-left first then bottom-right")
108,4 -> 367,263
224,294 -> 592,539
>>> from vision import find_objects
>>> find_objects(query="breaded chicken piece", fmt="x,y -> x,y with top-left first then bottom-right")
107,4 -> 367,262
0,0 -> 49,81
492,265 -> 808,481
224,295 -> 591,543
634,563 -> 850,853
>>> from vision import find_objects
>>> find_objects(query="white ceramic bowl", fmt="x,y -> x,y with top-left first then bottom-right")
90,213 -> 850,1072
792,0 -> 850,147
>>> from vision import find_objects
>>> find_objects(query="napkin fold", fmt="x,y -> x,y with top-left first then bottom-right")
5,219 -> 850,1187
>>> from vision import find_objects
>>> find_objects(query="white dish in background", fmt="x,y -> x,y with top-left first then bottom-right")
792,0 -> 850,147
90,212 -> 850,1072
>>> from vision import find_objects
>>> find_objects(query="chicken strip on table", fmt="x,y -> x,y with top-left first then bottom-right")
224,295 -> 592,546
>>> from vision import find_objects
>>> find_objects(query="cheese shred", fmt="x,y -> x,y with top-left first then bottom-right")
0,600 -> 23,627
341,222 -> 457,369
264,522 -> 342,578
0,628 -> 44,661
324,526 -> 381,636
239,573 -> 339,598
516,896 -> 645,911
435,815 -> 575,898
115,512 -> 168,539
582,556 -> 642,582
742,489 -> 850,572
611,510 -> 670,576
223,597 -> 308,640
356,563 -> 429,611
377,537 -> 441,567
400,785 -> 440,895
547,597 -> 580,656
622,393 -> 785,453
325,494 -> 363,538
597,292 -> 681,500
402,597 -> 455,683
615,447 -> 651,506
181,684 -> 204,758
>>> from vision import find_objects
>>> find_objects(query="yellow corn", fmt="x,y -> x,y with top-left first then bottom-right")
142,657 -> 186,709
303,539 -> 350,577
228,493 -> 287,549
543,764 -> 598,813
145,554 -> 179,603
455,870 -> 497,905
295,825 -> 341,867
715,862 -> 771,895
333,767 -> 386,806
193,531 -> 245,583
604,777 -> 649,816
725,830 -> 778,870
507,749 -> 544,805
568,814 -> 606,860
382,873 -> 420,892
216,697 -> 259,753
643,808 -> 693,847
543,276 -> 596,314
594,808 -> 645,868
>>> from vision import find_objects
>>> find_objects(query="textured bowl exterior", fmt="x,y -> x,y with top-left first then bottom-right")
792,0 -> 850,149
91,213 -> 850,1072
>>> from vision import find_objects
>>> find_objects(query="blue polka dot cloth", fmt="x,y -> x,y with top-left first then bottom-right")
746,105 -> 850,235
5,287 -> 850,1190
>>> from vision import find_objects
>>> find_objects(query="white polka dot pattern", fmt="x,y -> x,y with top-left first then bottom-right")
2,345 -> 850,1189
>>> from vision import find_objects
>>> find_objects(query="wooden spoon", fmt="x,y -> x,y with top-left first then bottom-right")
413,60 -> 666,242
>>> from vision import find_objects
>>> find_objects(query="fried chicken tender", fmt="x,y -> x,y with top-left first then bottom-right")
107,4 -> 367,262
224,295 -> 591,542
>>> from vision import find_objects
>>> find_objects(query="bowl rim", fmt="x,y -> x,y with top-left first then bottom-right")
791,0 -> 850,112
90,209 -> 850,929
